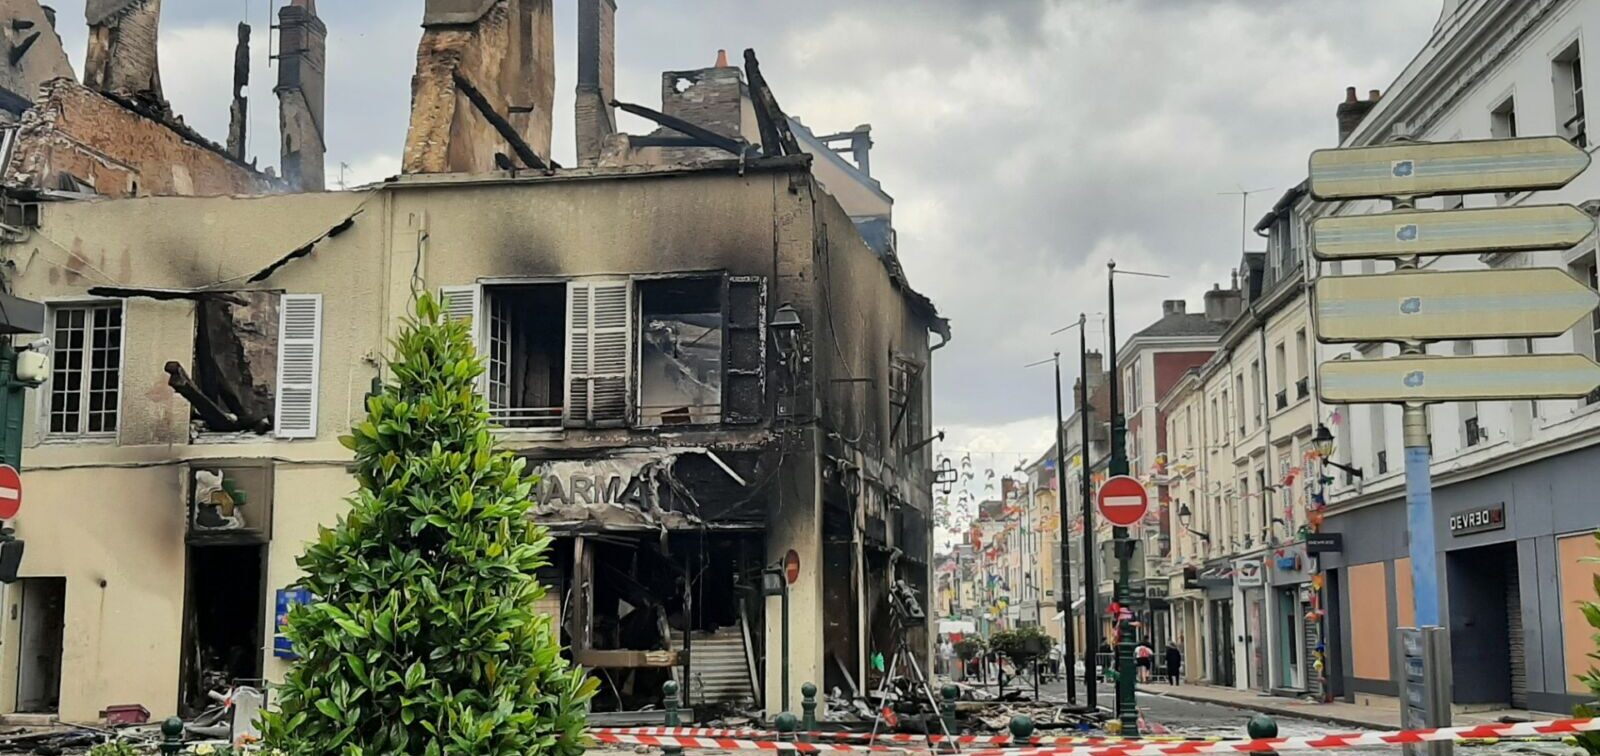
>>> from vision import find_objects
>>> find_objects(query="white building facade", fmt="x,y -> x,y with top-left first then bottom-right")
1312,0 -> 1600,714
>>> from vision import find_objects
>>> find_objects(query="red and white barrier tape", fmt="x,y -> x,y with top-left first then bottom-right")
593,717 -> 1599,753
593,727 -> 1195,747
970,717 -> 1600,756
589,732 -> 903,752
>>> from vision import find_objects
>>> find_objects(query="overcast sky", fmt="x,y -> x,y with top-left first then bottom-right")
44,0 -> 1441,530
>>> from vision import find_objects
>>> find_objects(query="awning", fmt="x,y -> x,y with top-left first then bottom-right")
0,292 -> 44,335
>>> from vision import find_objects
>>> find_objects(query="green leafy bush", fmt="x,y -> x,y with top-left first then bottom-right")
87,743 -> 141,756
261,294 -> 596,755
1576,531 -> 1600,755
989,626 -> 1051,666
953,637 -> 986,662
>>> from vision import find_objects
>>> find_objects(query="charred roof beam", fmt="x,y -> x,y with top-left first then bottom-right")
609,99 -> 755,159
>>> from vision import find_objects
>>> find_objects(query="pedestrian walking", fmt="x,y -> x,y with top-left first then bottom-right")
1135,640 -> 1154,683
1165,641 -> 1182,685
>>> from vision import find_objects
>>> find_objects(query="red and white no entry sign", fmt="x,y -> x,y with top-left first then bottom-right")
1097,475 -> 1148,528
0,464 -> 22,520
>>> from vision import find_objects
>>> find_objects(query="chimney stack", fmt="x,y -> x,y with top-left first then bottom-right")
277,0 -> 326,190
1337,85 -> 1381,144
1204,283 -> 1243,324
85,0 -> 167,111
575,0 -> 617,166
404,0 -> 555,174
1162,299 -> 1187,317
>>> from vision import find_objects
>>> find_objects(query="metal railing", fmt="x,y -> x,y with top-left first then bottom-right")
1275,390 -> 1288,410
1296,377 -> 1310,399
489,406 -> 563,429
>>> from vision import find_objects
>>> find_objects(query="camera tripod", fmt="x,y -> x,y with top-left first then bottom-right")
868,583 -> 954,746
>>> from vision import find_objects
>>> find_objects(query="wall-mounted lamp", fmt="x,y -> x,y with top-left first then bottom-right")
1177,503 -> 1211,543
1313,424 -> 1363,479
769,303 -> 803,360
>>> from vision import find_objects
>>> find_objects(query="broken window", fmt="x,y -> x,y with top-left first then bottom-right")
170,292 -> 322,439
46,302 -> 123,437
485,284 -> 567,428
443,274 -> 766,429
187,292 -> 278,435
890,354 -> 925,448
638,278 -> 723,426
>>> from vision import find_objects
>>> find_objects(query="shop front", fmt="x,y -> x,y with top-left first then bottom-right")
1324,444 -> 1600,713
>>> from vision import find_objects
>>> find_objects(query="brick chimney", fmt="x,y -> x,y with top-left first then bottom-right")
277,0 -> 326,190
1337,86 -> 1381,144
1162,299 -> 1187,317
85,0 -> 166,111
1203,283 -> 1242,324
656,58 -> 750,163
404,0 -> 555,174
574,0 -> 616,166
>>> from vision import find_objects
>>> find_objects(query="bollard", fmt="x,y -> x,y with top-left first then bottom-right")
1248,714 -> 1280,756
801,682 -> 818,734
775,711 -> 799,743
1246,714 -> 1279,739
662,680 -> 683,756
940,683 -> 960,738
1009,714 -> 1035,744
159,716 -> 184,756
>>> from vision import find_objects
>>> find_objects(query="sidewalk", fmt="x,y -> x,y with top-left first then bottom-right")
1139,682 -> 1552,732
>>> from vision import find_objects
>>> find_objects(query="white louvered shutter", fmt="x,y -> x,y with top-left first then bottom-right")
275,294 -> 323,439
439,285 -> 485,395
566,280 -> 631,427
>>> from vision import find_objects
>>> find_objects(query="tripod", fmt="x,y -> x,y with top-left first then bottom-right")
869,582 -> 955,747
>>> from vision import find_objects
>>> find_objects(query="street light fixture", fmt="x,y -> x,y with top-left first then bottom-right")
1176,503 -> 1211,542
1313,424 -> 1364,479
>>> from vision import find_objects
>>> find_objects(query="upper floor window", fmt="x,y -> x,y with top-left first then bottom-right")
443,275 -> 766,430
174,292 -> 324,440
1272,342 -> 1288,410
1490,95 -> 1518,139
47,302 -> 123,437
1556,41 -> 1587,148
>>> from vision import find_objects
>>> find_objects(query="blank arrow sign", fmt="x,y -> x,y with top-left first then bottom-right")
1315,268 -> 1600,343
1320,354 -> 1600,403
1309,136 -> 1590,200
1312,205 -> 1594,260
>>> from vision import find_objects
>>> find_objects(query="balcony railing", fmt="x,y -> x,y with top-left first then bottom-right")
490,406 -> 563,429
1296,377 -> 1309,400
1275,390 -> 1288,410
1376,450 -> 1389,475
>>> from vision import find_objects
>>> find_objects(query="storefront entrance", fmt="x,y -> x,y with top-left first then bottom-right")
1209,598 -> 1235,687
1445,542 -> 1523,707
1275,586 -> 1303,690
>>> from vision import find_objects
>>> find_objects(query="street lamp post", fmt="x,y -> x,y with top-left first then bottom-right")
1028,352 -> 1081,705
1105,261 -> 1168,733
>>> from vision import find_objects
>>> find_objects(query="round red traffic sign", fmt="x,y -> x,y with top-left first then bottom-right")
784,549 -> 800,585
0,464 -> 21,520
1096,475 -> 1148,528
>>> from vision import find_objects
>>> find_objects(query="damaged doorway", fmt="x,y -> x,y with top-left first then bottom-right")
14,578 -> 65,714
573,532 -> 763,713
179,544 -> 266,716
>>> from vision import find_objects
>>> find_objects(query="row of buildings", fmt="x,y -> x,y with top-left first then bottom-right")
942,0 -> 1600,717
0,0 -> 945,723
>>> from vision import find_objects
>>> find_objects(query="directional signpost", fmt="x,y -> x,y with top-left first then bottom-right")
1310,135 -> 1597,756
1315,269 -> 1600,343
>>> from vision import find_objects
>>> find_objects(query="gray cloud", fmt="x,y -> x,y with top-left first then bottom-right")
39,0 -> 1440,458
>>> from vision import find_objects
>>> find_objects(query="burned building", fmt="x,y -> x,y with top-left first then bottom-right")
0,0 -> 944,724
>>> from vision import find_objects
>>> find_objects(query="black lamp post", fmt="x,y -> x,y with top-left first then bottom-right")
1177,503 -> 1211,543
1313,424 -> 1363,480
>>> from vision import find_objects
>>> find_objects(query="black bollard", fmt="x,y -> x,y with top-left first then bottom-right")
159,717 -> 184,756
662,680 -> 683,756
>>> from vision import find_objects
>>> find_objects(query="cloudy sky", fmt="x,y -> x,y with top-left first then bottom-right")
45,0 -> 1440,496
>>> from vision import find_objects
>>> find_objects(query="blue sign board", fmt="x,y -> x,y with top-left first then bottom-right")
274,588 -> 313,660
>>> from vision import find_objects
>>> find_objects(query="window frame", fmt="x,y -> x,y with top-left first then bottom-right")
41,298 -> 126,442
1554,37 -> 1587,148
